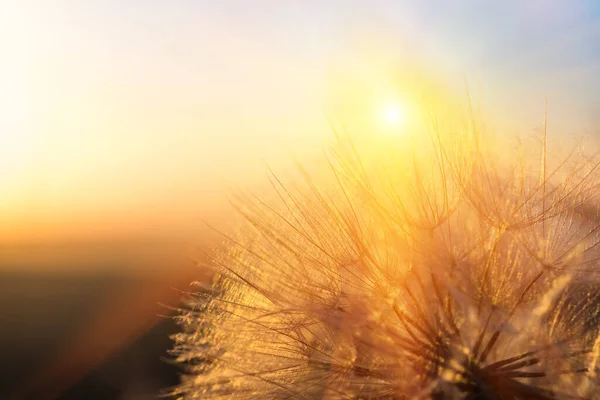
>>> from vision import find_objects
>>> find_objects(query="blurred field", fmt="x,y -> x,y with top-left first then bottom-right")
0,239 -> 214,400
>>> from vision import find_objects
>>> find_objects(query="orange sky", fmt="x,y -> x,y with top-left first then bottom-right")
1,1 -> 598,246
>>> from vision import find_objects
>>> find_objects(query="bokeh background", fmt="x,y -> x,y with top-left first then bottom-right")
1,1 -> 599,399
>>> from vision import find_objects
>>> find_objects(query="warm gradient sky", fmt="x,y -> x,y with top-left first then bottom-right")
1,0 -> 599,245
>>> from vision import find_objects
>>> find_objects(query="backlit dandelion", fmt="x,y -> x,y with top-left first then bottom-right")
170,106 -> 600,399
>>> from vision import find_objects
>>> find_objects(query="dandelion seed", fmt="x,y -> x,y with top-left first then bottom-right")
170,108 -> 600,399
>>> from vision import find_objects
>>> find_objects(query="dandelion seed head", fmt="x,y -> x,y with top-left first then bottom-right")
171,110 -> 600,398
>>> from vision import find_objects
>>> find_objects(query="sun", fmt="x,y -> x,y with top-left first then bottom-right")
384,106 -> 403,124
379,103 -> 407,131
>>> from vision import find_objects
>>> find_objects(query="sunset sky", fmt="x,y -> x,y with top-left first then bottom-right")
1,0 -> 599,244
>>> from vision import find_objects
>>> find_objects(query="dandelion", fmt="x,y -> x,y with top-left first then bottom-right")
170,106 -> 600,399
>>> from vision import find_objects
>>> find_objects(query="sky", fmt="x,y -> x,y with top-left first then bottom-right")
0,0 -> 599,245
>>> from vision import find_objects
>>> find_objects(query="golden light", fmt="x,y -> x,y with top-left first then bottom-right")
379,103 -> 408,132
385,105 -> 403,124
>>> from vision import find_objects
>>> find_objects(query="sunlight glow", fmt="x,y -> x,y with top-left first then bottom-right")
385,105 -> 403,124
379,103 -> 408,132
